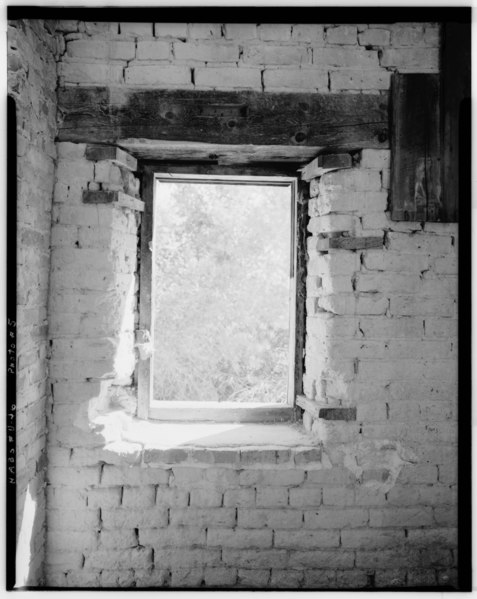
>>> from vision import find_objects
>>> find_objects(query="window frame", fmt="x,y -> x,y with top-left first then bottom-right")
137,162 -> 307,422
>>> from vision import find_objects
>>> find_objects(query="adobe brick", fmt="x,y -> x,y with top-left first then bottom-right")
170,507 -> 236,528
289,549 -> 355,569
140,526 -> 205,547
84,547 -> 153,570
47,530 -> 98,552
87,487 -> 122,508
154,23 -> 188,38
170,466 -> 204,485
313,46 -> 378,68
188,23 -> 222,39
208,527 -> 272,548
189,488 -> 223,507
223,488 -> 255,507
223,24 -> 257,40
170,568 -> 205,588
102,508 -> 168,529
154,547 -> 221,569
239,469 -> 304,487
204,567 -> 238,587
125,65 -> 191,86
59,62 -> 123,84
243,44 -> 309,65
258,24 -> 291,41
326,25 -> 357,45
102,466 -> 170,486
380,48 -> 439,70
292,24 -> 325,43
136,40 -> 170,60
237,569 -> 270,587
119,22 -> 154,37
358,28 -> 391,46
330,69 -> 391,91
174,41 -> 239,62
237,508 -> 302,529
370,507 -> 434,527
263,68 -> 328,91
195,67 -> 261,90
256,487 -> 288,508
304,507 -> 368,528
98,528 -> 137,548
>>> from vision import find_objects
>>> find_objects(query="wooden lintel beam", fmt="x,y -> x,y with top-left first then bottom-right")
57,87 -> 389,150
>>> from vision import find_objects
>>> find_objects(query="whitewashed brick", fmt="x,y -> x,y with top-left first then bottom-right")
358,28 -> 391,46
174,41 -> 239,62
224,24 -> 257,40
237,508 -> 302,529
125,65 -> 191,86
243,44 -> 308,65
256,487 -> 288,508
313,47 -> 378,68
188,23 -> 222,39
380,47 -> 439,70
208,528 -> 272,549
136,41 -> 170,60
59,62 -> 123,84
119,22 -> 153,38
258,24 -> 291,41
391,25 -> 424,47
275,529 -> 339,548
195,67 -> 261,89
154,23 -> 188,38
330,69 -> 391,90
263,68 -> 328,91
326,25 -> 357,45
292,24 -> 325,43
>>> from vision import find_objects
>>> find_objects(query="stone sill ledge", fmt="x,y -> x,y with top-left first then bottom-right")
93,411 -> 323,469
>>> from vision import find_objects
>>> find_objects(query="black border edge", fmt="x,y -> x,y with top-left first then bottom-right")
5,6 -> 472,24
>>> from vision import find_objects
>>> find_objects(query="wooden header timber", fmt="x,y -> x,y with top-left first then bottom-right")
57,87 -> 389,150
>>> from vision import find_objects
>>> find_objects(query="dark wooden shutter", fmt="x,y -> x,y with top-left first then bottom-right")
391,73 -> 441,222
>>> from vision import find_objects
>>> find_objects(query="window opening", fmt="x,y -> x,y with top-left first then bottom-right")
150,174 -> 297,412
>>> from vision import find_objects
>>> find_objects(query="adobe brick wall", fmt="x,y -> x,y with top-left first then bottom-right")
56,21 -> 439,91
11,19 -> 457,589
8,19 -> 60,586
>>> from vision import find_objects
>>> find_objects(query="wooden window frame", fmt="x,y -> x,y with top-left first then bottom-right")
137,162 -> 307,423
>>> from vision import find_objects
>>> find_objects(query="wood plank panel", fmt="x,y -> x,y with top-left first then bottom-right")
391,73 -> 441,221
57,87 -> 389,149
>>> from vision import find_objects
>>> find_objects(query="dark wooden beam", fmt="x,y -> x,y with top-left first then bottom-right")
57,87 -> 389,150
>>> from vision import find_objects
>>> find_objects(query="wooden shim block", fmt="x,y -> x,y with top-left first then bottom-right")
296,395 -> 338,418
296,396 -> 357,421
319,407 -> 357,421
391,73 -> 441,222
82,189 -> 144,212
58,87 -> 389,149
313,236 -> 383,251
329,236 -> 383,250
82,190 -> 116,204
116,191 -> 145,212
300,153 -> 353,181
85,144 -> 138,172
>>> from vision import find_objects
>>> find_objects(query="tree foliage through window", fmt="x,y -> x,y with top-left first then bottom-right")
152,180 -> 292,403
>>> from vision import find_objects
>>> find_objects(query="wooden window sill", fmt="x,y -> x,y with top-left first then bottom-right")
148,400 -> 295,423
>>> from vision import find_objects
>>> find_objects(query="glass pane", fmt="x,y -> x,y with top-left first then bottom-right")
152,180 -> 292,403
